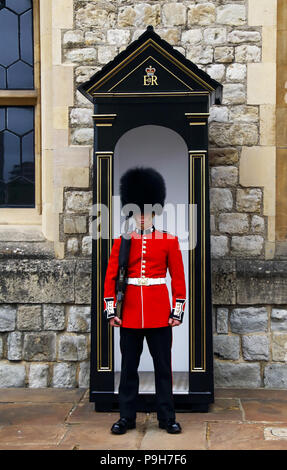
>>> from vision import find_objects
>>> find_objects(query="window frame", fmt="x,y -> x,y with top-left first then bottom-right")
0,0 -> 41,220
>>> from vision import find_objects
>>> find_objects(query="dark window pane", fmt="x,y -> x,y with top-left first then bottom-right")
0,8 -> 19,67
0,65 -> 5,88
7,178 -> 34,205
7,106 -> 33,135
2,130 -> 20,182
22,131 -> 34,181
0,106 -> 35,207
20,9 -> 33,65
0,3 -> 34,89
0,107 -> 4,131
7,61 -> 33,89
6,0 -> 32,14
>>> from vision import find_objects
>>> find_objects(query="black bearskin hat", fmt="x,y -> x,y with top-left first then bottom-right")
120,166 -> 166,217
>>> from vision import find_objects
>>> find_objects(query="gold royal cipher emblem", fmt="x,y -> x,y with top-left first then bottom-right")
143,65 -> 158,86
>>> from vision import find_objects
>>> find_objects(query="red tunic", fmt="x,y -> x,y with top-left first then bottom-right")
103,225 -> 187,329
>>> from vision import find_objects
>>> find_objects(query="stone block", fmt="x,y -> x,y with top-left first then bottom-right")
67,306 -> 91,333
58,334 -> 88,361
218,213 -> 249,234
0,306 -> 16,331
214,361 -> 261,388
211,167 -> 238,187
188,3 -> 216,25
209,148 -> 238,166
76,2 -> 116,28
186,45 -> 213,64
70,108 -> 93,127
163,3 -> 186,26
235,45 -> 261,62
210,188 -> 233,211
74,260 -> 92,304
17,305 -> 42,331
213,334 -> 240,360
0,364 -> 26,387
65,191 -> 93,214
52,363 -> 77,388
79,361 -> 90,388
271,309 -> 287,331
236,188 -> 262,212
107,29 -> 130,45
211,260 -> 236,304
242,335 -> 269,360
211,236 -> 229,258
23,332 -> 56,361
209,122 -> 258,146
236,260 -> 287,305
229,105 -> 258,122
66,238 -> 79,255
206,64 -> 225,81
230,307 -> 268,333
251,215 -> 265,233
231,235 -> 264,256
0,260 -> 75,303
272,333 -> 287,362
227,30 -> 261,43
209,106 -> 229,123
43,305 -> 65,331
82,236 -> 92,256
214,46 -> 234,63
7,332 -> 22,361
226,63 -> 246,81
264,364 -> 287,388
63,216 -> 87,234
29,364 -> 49,388
216,4 -> 246,25
216,308 -> 229,334
70,128 -> 93,145
203,27 -> 227,45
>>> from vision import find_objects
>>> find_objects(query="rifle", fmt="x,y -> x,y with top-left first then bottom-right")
114,229 -> 131,323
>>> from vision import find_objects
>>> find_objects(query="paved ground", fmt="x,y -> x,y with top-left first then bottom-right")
0,388 -> 287,449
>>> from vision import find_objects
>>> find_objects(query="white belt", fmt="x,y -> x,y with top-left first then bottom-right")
126,277 -> 166,286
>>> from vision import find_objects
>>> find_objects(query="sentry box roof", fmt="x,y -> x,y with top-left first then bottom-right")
77,25 -> 223,105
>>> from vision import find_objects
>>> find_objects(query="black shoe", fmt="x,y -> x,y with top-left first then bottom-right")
158,418 -> 182,433
111,417 -> 136,434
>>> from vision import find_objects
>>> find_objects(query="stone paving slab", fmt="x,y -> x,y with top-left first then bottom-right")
0,388 -> 286,450
208,422 -> 287,450
215,388 -> 287,401
0,403 -> 74,426
0,424 -> 67,448
0,388 -> 86,403
241,399 -> 287,423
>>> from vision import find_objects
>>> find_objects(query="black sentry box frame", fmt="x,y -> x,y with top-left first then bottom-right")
77,26 -> 223,413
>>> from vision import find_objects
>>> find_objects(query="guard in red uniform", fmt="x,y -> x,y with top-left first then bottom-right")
103,166 -> 187,434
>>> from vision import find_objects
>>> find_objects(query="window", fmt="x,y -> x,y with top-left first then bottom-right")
0,0 -> 40,210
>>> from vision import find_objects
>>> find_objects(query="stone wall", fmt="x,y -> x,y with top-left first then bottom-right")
0,0 -> 285,388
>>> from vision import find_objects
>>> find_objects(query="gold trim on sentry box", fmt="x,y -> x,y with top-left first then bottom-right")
190,153 -> 206,372
87,38 -> 215,93
189,122 -> 206,126
96,152 -> 113,372
108,55 -> 194,92
92,91 -> 209,97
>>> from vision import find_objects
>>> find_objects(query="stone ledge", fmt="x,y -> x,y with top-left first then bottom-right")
0,242 -> 55,259
0,226 -> 46,242
212,259 -> 287,305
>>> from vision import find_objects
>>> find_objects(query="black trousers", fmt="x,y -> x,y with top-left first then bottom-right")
118,325 -> 175,422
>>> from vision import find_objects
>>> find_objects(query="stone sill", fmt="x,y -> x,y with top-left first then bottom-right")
0,225 -> 45,242
0,225 -> 55,259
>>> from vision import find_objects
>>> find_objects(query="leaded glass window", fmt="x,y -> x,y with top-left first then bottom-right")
0,0 -> 36,208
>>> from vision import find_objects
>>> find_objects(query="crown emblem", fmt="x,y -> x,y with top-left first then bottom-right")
145,65 -> 156,76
